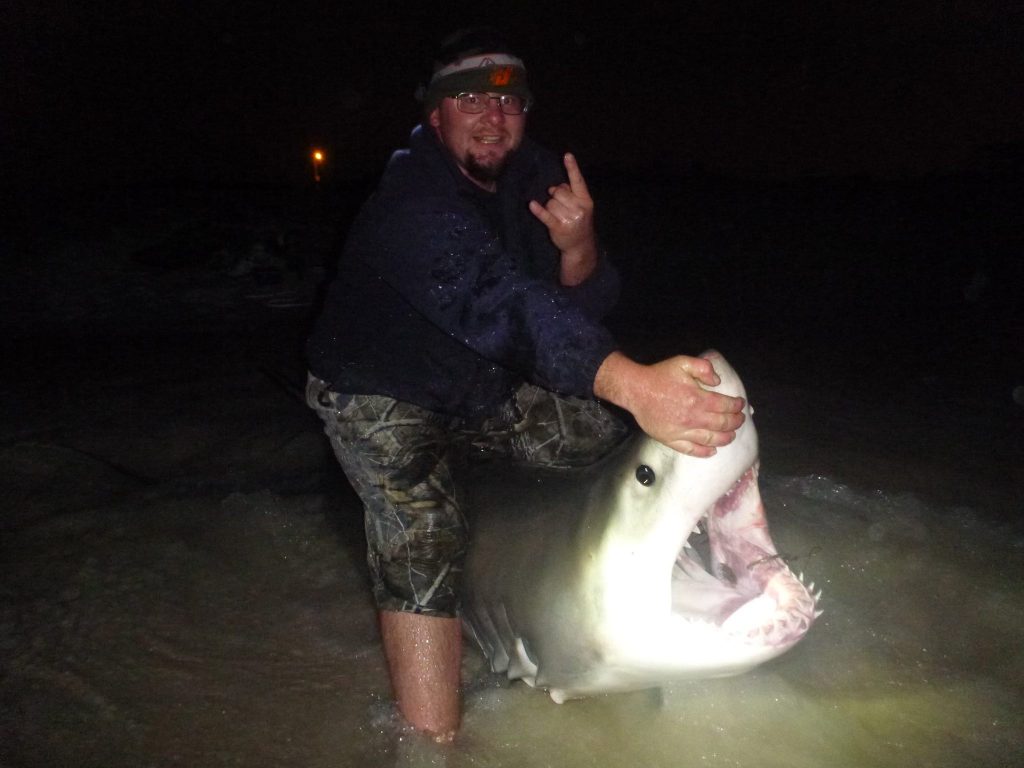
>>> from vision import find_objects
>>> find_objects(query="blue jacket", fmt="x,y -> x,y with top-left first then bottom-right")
306,124 -> 620,419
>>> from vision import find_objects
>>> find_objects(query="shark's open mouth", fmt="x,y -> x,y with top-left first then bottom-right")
671,464 -> 821,647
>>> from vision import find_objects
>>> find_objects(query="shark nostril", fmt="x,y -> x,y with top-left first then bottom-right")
635,465 -> 656,486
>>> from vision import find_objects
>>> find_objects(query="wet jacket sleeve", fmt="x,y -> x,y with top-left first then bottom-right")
563,253 -> 620,322
348,193 -> 618,397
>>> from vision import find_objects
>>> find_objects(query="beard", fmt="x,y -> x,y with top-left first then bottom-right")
464,151 -> 511,186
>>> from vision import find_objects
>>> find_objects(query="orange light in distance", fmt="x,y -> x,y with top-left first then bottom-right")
311,149 -> 325,182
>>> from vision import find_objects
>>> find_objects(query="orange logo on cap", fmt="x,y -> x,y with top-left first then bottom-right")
489,66 -> 514,86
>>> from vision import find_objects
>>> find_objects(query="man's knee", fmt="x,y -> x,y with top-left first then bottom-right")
512,383 -> 630,467
370,539 -> 465,617
366,489 -> 467,617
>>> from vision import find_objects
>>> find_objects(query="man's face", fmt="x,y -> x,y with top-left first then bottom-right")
429,94 -> 526,191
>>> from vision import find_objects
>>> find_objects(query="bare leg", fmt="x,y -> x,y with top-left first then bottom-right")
379,610 -> 462,742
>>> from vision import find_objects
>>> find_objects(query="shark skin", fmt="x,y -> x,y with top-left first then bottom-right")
460,350 -> 820,703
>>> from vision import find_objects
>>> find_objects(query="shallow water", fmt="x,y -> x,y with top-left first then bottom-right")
3,394 -> 1022,767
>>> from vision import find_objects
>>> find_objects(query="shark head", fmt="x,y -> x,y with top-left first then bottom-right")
580,352 -> 819,697
462,351 -> 820,703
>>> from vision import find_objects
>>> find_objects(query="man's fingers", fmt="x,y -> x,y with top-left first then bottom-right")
704,389 -> 746,414
682,426 -> 737,448
534,187 -> 591,232
677,355 -> 720,387
542,194 -> 583,225
714,409 -> 746,432
685,394 -> 745,434
547,183 -> 589,216
563,153 -> 591,201
665,425 -> 739,457
666,439 -> 718,458
534,155 -> 594,231
528,199 -> 556,227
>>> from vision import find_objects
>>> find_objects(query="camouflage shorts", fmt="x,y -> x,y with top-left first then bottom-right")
306,374 -> 628,617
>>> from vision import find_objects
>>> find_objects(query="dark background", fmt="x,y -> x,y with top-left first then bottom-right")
5,0 -> 1023,187
3,0 -> 1022,511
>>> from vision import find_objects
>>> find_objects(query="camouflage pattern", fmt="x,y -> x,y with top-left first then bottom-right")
307,374 -> 628,617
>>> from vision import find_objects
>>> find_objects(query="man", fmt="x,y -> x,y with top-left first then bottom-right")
305,28 -> 745,741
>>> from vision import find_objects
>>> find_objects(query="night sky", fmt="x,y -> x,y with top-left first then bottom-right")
6,0 -> 1023,191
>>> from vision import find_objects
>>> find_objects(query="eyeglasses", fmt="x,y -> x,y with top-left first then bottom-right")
452,92 -> 530,115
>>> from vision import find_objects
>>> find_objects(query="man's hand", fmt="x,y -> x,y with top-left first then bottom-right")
593,351 -> 746,457
529,152 -> 598,286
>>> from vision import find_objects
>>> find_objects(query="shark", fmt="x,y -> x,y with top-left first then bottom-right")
460,350 -> 820,703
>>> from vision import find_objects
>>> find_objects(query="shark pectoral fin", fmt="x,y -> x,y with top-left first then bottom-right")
549,688 -> 569,704
465,607 -> 510,674
507,636 -> 540,684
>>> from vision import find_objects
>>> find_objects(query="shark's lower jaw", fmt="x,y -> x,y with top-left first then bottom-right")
674,557 -> 820,648
724,570 -> 821,645
671,465 -> 821,652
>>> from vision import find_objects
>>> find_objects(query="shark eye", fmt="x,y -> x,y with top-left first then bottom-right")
635,464 -> 656,486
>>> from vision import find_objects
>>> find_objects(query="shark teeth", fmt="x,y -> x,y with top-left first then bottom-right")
739,605 -> 817,645
796,571 -> 824,603
721,569 -> 823,644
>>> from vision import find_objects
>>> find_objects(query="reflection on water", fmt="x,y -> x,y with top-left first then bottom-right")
2,464 -> 1022,767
